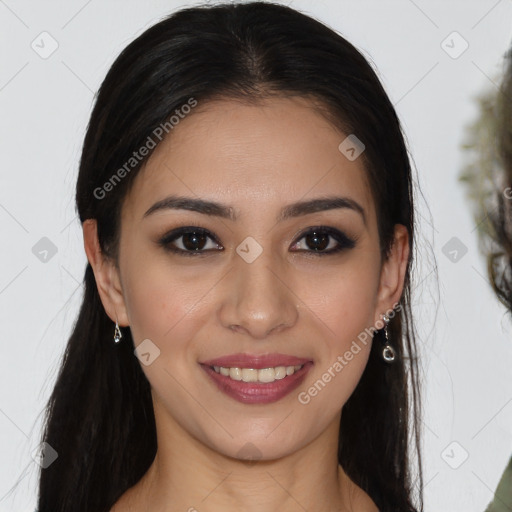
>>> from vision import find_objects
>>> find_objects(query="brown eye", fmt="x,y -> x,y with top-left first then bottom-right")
304,231 -> 330,251
158,225 -> 355,257
291,226 -> 356,255
181,232 -> 208,251
158,227 -> 223,256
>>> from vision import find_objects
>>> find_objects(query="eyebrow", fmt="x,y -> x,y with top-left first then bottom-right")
143,195 -> 366,224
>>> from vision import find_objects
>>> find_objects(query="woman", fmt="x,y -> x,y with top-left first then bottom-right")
36,2 -> 423,511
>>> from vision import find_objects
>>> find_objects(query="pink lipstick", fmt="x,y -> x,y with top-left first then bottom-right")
200,353 -> 313,404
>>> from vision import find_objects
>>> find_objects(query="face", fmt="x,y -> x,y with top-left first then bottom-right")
86,96 -> 408,462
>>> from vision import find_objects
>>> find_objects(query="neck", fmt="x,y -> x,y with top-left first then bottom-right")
112,402 -> 374,512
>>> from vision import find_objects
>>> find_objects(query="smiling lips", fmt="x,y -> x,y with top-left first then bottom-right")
213,364 -> 303,383
201,353 -> 313,404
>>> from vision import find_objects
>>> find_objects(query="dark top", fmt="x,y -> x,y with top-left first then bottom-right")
485,455 -> 512,512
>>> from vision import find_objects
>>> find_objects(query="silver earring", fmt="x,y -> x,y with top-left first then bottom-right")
381,314 -> 396,363
113,320 -> 122,344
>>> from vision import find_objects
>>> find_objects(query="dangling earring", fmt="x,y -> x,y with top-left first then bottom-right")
381,314 -> 396,363
113,319 -> 122,344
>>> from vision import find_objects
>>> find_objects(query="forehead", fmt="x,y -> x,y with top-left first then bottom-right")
122,96 -> 374,222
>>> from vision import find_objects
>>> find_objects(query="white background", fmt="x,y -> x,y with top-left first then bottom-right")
1,1 -> 512,511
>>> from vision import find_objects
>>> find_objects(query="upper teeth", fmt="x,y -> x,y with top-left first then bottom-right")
213,365 -> 303,383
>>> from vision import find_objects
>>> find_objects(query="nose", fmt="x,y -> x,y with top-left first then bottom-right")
218,248 -> 299,339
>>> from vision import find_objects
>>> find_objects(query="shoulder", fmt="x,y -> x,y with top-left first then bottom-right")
485,455 -> 512,511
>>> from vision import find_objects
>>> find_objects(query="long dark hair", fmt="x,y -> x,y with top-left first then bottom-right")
37,3 -> 423,511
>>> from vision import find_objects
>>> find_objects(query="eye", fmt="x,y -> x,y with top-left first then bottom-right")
157,225 -> 355,257
158,226 -> 223,256
290,226 -> 356,255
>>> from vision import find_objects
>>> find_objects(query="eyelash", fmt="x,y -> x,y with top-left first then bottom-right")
157,225 -> 356,257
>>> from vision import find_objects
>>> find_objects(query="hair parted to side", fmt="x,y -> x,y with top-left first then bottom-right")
37,3 -> 423,511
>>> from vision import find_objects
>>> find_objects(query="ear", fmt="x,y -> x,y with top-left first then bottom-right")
373,224 -> 409,324
82,219 -> 130,327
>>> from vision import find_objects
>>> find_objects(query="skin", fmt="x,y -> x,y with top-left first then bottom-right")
83,96 -> 409,511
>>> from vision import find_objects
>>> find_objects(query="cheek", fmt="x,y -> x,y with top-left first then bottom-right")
292,254 -> 380,410
295,256 -> 381,349
294,288 -> 375,435
121,253 -> 216,345
120,257 -> 222,439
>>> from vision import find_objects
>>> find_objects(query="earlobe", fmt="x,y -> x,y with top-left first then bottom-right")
82,219 -> 130,327
375,224 -> 409,321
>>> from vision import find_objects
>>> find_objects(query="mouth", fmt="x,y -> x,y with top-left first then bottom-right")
210,363 -> 304,383
200,353 -> 313,404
